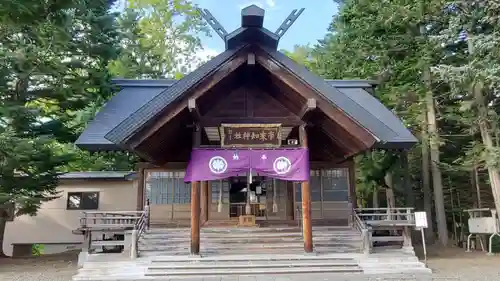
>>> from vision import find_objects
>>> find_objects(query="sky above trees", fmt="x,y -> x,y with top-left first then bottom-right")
193,0 -> 338,54
113,0 -> 339,58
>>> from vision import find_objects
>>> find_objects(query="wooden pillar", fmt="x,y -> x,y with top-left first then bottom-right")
348,160 -> 357,209
200,181 -> 209,224
136,167 -> 145,211
299,125 -> 313,253
190,181 -> 201,255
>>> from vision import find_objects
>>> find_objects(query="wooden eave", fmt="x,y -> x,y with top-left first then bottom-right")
126,51 -> 248,151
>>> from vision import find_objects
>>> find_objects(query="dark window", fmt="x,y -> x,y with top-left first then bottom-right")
67,192 -> 99,210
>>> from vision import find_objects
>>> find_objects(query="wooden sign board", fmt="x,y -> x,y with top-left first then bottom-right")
414,211 -> 428,229
220,124 -> 282,148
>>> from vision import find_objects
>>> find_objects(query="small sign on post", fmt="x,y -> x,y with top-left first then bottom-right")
414,211 -> 428,266
415,211 -> 428,229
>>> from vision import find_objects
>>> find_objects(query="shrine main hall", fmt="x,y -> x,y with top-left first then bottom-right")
76,4 -> 417,255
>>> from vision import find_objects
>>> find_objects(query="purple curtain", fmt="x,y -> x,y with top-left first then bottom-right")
184,148 -> 309,182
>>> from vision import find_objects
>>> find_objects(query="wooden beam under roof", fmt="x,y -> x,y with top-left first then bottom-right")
254,50 -> 377,149
129,53 -> 247,150
188,98 -> 202,123
298,98 -> 316,119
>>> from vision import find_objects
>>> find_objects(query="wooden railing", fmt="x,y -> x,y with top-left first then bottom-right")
79,207 -> 150,258
80,211 -> 143,229
351,208 -> 371,255
355,207 -> 415,251
355,207 -> 415,226
131,202 -> 150,258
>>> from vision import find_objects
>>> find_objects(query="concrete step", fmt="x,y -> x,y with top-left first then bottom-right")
139,247 -> 359,257
146,226 -> 353,233
140,236 -> 362,244
145,266 -> 362,277
141,234 -> 361,241
360,261 -> 426,268
362,267 -> 432,274
150,254 -> 360,262
142,230 -> 360,237
148,261 -> 359,270
143,229 -> 360,235
139,244 -> 362,252
139,240 -> 362,248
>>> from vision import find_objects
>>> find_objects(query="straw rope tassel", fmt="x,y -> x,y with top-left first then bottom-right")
272,179 -> 278,213
217,180 -> 223,213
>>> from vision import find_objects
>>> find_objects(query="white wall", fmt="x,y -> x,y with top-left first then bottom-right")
3,179 -> 138,256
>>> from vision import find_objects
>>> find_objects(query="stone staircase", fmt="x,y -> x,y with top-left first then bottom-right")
146,254 -> 362,277
139,226 -> 363,256
72,226 -> 431,280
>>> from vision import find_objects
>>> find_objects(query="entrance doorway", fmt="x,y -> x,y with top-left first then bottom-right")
228,175 -> 267,218
228,175 -> 294,222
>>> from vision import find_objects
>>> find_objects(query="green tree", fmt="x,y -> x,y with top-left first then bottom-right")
0,0 -> 121,257
311,0 -> 453,244
109,0 -> 209,78
432,1 -> 500,215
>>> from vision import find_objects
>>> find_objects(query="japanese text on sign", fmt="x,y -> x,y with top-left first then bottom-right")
220,124 -> 282,148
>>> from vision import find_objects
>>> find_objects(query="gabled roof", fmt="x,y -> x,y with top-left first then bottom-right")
75,79 -> 176,150
76,4 -> 417,153
101,46 -> 415,149
104,46 -> 245,146
76,72 -> 416,151
261,47 -> 417,148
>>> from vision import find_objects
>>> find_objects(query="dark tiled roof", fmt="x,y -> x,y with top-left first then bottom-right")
262,46 -> 417,148
326,80 -> 377,88
76,47 -> 416,151
58,171 -> 134,180
75,81 -> 175,151
104,47 -> 244,145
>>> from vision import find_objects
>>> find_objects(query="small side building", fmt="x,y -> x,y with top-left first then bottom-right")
2,171 -> 136,257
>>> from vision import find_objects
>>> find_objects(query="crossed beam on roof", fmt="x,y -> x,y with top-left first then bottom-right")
197,7 -> 305,41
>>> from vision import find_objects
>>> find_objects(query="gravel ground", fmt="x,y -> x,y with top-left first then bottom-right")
0,247 -> 499,281
0,251 -> 77,281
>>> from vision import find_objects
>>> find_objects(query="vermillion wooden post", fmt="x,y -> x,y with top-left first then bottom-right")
190,181 -> 201,255
299,125 -> 313,253
200,181 -> 209,224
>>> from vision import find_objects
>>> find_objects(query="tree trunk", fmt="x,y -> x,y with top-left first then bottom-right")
0,210 -> 8,257
471,166 -> 482,208
473,82 -> 500,216
372,187 -> 379,208
421,113 -> 435,240
424,68 -> 448,246
384,172 -> 396,209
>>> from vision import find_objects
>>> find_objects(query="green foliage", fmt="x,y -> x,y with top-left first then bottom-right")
280,45 -> 314,68
304,0 -> 500,241
31,243 -> 44,256
0,0 -> 121,142
0,2 -> 123,257
0,130 -> 73,215
109,0 -> 209,78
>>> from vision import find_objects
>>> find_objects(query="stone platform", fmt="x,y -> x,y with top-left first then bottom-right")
72,226 -> 431,281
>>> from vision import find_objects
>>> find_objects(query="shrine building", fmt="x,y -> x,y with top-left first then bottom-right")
76,5 -> 417,255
